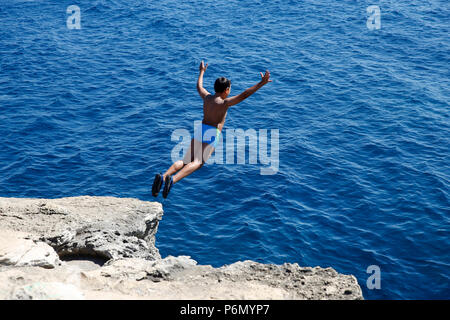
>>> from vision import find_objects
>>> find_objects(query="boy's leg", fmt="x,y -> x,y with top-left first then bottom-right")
172,140 -> 214,184
172,160 -> 203,183
162,160 -> 184,180
161,138 -> 199,179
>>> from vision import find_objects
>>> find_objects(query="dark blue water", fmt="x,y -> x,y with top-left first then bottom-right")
0,0 -> 449,299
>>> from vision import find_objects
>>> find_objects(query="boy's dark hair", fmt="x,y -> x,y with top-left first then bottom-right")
214,77 -> 231,93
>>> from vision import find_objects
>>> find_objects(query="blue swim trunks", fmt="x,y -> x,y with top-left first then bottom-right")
193,123 -> 221,147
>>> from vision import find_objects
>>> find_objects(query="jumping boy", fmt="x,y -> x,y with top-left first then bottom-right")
152,61 -> 272,198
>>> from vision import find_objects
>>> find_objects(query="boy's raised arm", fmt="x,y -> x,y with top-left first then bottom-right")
224,70 -> 272,107
197,60 -> 210,99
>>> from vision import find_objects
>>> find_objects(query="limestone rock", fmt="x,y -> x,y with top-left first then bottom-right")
0,231 -> 60,269
0,196 -> 163,261
11,282 -> 84,300
0,196 -> 364,300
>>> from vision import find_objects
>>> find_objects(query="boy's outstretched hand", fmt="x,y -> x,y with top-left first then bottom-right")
199,60 -> 208,72
260,70 -> 272,85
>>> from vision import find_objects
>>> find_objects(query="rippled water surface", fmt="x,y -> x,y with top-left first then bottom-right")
0,0 -> 449,299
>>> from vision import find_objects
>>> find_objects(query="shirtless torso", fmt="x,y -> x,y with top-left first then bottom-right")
202,94 -> 229,131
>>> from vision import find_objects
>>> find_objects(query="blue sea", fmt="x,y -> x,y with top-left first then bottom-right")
0,0 -> 449,299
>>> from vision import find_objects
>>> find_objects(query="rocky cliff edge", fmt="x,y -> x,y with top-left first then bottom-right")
0,196 -> 363,300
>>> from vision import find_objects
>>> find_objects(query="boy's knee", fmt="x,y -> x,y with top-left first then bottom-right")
175,160 -> 184,168
193,160 -> 203,168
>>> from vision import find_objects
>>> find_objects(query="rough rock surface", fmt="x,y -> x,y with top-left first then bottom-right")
0,231 -> 60,269
0,196 -> 364,300
0,196 -> 163,261
11,282 -> 84,300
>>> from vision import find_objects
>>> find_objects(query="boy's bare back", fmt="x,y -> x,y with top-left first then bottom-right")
202,95 -> 229,131
197,60 -> 272,133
